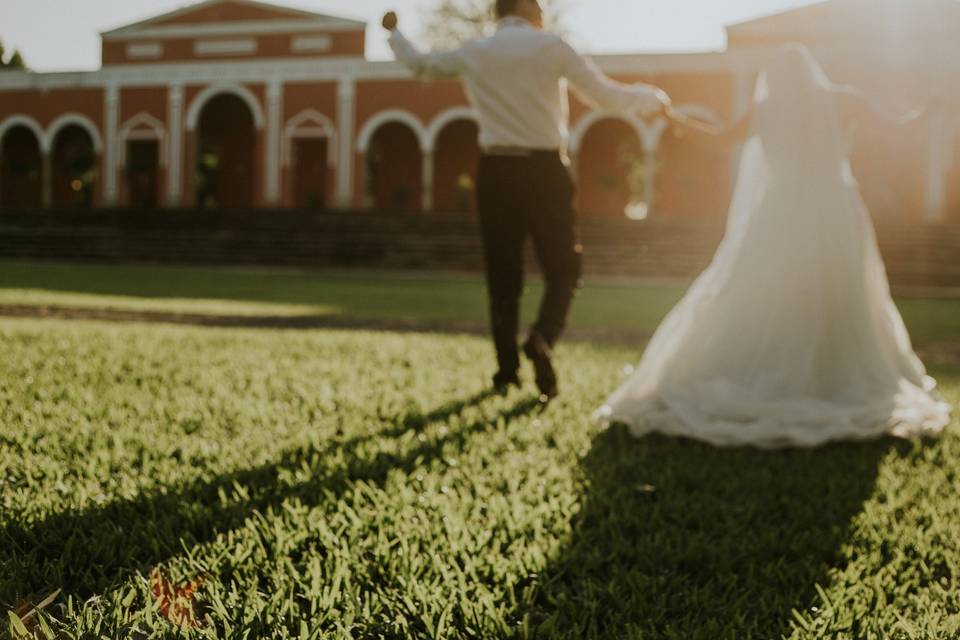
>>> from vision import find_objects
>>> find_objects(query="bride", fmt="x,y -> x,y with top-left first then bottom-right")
595,44 -> 952,448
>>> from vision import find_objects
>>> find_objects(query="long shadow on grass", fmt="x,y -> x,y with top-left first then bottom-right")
515,425 -> 903,640
0,391 -> 540,605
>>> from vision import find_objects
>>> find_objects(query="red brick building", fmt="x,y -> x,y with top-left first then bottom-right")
0,0 -> 957,223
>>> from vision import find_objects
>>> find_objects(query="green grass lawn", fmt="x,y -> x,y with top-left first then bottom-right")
2,316 -> 959,639
2,260 -> 959,637
3,260 -> 959,344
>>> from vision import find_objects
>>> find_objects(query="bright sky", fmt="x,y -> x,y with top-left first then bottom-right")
0,0 -> 824,72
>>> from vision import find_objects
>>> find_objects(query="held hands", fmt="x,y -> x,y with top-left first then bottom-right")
664,106 -> 694,138
382,11 -> 398,32
664,106 -> 726,140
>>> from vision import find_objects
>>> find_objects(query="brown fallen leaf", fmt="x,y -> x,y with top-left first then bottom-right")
9,589 -> 61,637
149,568 -> 205,628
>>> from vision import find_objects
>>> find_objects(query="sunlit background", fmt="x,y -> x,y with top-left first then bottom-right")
0,0 -> 957,223
1,5 -> 959,633
0,0 -> 828,71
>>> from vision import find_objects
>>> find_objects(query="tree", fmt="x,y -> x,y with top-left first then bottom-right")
420,0 -> 567,50
0,40 -> 28,71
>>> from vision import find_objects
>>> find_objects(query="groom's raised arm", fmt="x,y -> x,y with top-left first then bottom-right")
388,29 -> 467,78
558,39 -> 668,118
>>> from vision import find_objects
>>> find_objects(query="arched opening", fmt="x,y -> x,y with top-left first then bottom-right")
119,114 -> 166,209
577,118 -> 646,217
0,125 -> 43,208
432,119 -> 480,213
126,139 -> 161,209
284,110 -> 336,210
291,137 -> 329,209
365,122 -> 422,212
195,93 -> 256,208
51,125 -> 98,209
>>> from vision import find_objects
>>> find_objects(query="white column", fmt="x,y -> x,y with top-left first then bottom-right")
639,118 -> 668,154
640,125 -> 669,217
265,78 -> 283,206
41,153 -> 52,208
336,77 -> 356,208
166,83 -> 184,207
924,107 -> 949,222
640,118 -> 668,214
103,83 -> 120,206
422,149 -> 434,211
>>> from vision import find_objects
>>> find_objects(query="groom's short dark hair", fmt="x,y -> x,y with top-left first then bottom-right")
495,0 -> 519,19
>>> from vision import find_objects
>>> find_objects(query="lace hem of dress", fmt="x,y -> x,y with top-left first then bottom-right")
592,395 -> 951,450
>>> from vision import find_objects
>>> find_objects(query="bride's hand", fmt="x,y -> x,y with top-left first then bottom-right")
665,108 -> 734,140
665,106 -> 685,123
665,107 -> 696,136
663,108 -> 685,139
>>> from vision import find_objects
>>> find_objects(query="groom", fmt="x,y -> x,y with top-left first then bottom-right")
383,0 -> 671,400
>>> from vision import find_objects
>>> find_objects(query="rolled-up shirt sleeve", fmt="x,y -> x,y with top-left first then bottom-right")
388,29 -> 467,78
559,39 -> 666,117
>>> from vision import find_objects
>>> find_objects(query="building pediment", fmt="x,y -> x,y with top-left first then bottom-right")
99,0 -> 367,65
101,0 -> 366,41
149,0 -> 338,25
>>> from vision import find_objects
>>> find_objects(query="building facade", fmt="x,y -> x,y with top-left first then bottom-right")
0,0 -> 958,222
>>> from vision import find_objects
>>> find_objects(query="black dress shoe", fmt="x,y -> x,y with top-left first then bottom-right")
523,331 -> 558,401
492,371 -> 521,393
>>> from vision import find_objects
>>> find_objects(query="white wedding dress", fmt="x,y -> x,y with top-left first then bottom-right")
595,45 -> 952,448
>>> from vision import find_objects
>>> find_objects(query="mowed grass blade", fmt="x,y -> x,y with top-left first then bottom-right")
1,317 -> 958,638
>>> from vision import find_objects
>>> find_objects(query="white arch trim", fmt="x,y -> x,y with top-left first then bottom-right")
283,109 -> 337,167
568,105 -> 720,156
118,112 -> 168,167
355,109 -> 427,153
424,106 -> 478,153
45,113 -> 105,154
185,83 -> 266,131
568,111 -> 667,154
0,115 -> 47,154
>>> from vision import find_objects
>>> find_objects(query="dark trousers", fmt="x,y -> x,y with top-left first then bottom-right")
476,151 -> 583,376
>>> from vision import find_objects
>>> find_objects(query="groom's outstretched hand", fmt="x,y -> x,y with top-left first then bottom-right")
655,88 -> 672,116
382,11 -> 398,31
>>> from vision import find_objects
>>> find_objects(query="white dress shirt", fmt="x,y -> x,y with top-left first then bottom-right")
388,17 -> 666,151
